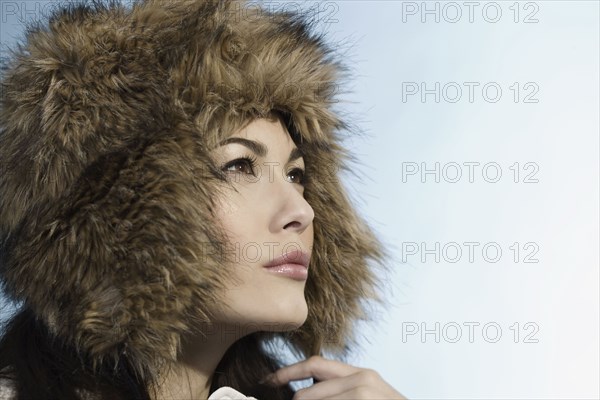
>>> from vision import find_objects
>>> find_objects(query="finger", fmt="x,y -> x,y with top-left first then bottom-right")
297,369 -> 404,400
293,371 -> 364,399
322,387 -> 368,400
267,356 -> 362,386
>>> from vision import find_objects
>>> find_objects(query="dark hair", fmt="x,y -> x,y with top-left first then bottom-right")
0,307 -> 152,400
0,307 -> 296,399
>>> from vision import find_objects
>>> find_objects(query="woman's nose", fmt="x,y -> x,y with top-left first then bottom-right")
269,172 -> 314,233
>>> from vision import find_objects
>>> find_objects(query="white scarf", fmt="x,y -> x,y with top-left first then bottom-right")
208,386 -> 259,400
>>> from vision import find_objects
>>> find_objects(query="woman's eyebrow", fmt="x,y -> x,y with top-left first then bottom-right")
218,137 -> 267,157
288,147 -> 303,163
217,137 -> 304,163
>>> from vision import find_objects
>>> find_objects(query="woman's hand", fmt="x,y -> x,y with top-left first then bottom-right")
261,355 -> 408,399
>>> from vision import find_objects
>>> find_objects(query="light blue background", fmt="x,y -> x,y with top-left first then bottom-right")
1,1 -> 599,399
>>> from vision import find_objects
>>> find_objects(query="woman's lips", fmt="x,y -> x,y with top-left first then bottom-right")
263,263 -> 308,281
263,249 -> 310,281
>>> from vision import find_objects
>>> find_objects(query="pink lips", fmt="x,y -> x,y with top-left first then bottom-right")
263,249 -> 310,281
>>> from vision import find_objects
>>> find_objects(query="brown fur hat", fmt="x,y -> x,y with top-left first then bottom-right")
0,0 -> 389,379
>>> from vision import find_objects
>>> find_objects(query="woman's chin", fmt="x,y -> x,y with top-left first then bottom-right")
262,303 -> 309,332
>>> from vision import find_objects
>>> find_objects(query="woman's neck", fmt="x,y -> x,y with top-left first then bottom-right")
152,322 -> 248,399
154,363 -> 214,399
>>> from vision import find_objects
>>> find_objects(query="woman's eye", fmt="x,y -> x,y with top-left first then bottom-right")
288,168 -> 306,185
222,157 -> 256,175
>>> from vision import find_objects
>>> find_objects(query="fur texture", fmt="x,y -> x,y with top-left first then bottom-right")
0,0 -> 390,380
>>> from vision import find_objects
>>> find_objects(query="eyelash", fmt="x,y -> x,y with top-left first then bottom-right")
222,155 -> 258,175
221,156 -> 307,186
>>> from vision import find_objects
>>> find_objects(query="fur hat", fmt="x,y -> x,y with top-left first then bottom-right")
0,0 -> 389,380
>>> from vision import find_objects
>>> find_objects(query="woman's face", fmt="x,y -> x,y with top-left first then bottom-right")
208,116 -> 315,336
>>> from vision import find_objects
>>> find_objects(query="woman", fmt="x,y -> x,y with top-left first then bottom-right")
0,0 -> 406,398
